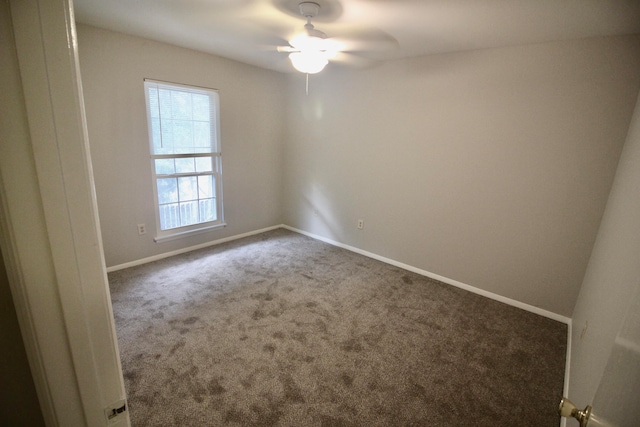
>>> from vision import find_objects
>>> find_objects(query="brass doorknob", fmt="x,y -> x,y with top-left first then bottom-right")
558,397 -> 592,427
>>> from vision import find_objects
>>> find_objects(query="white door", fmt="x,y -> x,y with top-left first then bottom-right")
586,283 -> 640,427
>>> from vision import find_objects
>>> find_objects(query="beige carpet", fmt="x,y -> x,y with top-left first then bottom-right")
108,228 -> 567,426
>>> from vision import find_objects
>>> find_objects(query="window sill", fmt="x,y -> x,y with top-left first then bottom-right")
154,222 -> 227,243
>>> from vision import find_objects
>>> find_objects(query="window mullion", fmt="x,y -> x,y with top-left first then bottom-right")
156,172 -> 214,179
152,153 -> 220,160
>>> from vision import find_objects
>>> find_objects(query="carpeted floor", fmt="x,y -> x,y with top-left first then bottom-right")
108,228 -> 567,426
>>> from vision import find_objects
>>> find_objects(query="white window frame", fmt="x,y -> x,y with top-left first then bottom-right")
144,79 -> 225,242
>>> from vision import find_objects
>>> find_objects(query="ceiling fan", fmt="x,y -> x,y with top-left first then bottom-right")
276,1 -> 349,74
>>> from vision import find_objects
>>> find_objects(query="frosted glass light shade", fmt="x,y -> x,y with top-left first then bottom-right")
289,52 -> 328,74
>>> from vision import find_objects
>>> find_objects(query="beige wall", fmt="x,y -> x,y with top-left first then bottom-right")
78,25 -> 640,317
77,25 -> 288,267
284,36 -> 640,317
569,92 -> 640,406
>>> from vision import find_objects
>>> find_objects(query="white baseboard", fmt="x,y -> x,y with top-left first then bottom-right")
283,225 -> 571,325
109,223 -> 572,326
106,225 -> 282,272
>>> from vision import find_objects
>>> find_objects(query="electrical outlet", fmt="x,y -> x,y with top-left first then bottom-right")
357,219 -> 364,230
137,223 -> 146,235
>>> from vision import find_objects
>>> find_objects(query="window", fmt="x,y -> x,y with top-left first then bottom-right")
144,80 -> 224,240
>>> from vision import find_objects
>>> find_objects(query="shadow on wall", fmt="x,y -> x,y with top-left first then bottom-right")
0,251 -> 45,426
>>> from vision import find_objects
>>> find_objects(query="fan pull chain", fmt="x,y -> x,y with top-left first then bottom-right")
306,73 -> 309,96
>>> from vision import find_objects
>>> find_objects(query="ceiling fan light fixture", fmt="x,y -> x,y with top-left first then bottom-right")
289,51 -> 328,74
290,33 -> 326,51
285,2 -> 340,74
322,39 -> 341,59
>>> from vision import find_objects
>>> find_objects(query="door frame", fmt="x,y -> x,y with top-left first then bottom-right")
0,0 -> 128,425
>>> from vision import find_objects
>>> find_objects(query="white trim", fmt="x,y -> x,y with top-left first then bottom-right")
112,223 -> 572,324
282,225 -> 571,324
560,319 -> 572,427
143,77 -> 219,93
0,3 -> 57,424
107,225 -> 282,272
9,0 -> 129,424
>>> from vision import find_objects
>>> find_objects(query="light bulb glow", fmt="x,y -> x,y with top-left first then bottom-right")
322,39 -> 341,59
289,51 -> 328,74
287,34 -> 342,73
290,34 -> 326,51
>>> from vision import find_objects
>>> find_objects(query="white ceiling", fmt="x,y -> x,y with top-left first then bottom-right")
73,0 -> 640,73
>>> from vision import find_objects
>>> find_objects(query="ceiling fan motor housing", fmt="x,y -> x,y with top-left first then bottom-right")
299,2 -> 320,19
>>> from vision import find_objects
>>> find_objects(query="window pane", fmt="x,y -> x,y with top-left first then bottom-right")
179,201 -> 198,226
159,89 -> 172,120
192,94 -> 210,121
151,118 -> 162,152
195,157 -> 212,172
198,175 -> 213,198
193,121 -> 211,150
199,198 -> 216,222
148,87 -> 159,118
157,178 -> 178,204
171,91 -> 191,120
178,176 -> 197,201
175,158 -> 195,173
155,159 -> 175,175
159,203 -> 179,230
156,119 -> 174,154
173,120 -> 193,153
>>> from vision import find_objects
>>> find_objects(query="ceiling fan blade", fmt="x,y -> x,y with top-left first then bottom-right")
255,35 -> 295,53
326,25 -> 399,53
276,45 -> 298,53
330,51 -> 379,68
330,36 -> 398,54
